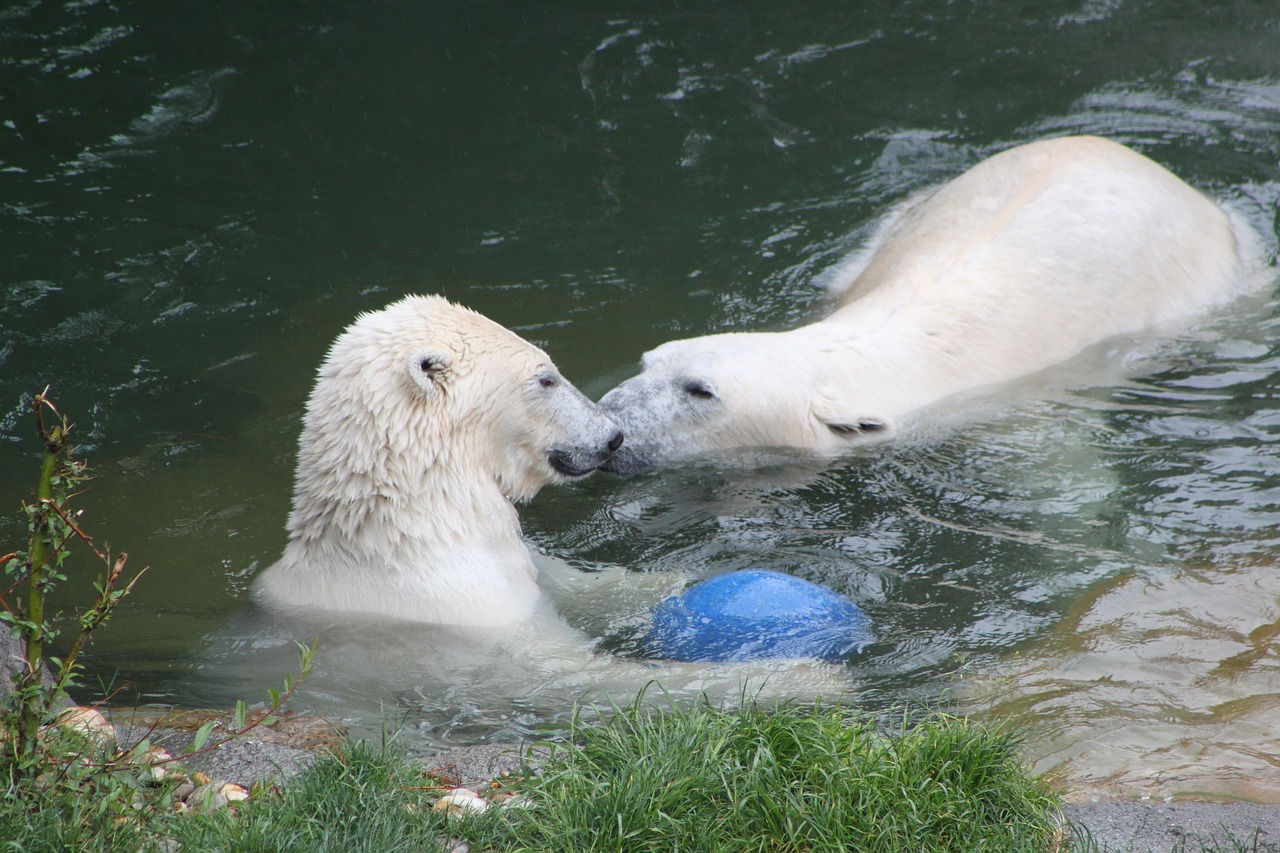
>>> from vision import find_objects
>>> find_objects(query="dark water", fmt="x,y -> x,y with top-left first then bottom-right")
3,1 -> 1279,799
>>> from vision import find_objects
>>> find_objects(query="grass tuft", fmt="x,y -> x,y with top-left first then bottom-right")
468,690 -> 1062,852
166,739 -> 439,853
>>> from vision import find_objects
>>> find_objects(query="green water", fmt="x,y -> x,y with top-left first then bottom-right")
3,1 -> 1280,798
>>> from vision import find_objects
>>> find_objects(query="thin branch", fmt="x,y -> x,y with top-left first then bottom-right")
40,500 -> 107,563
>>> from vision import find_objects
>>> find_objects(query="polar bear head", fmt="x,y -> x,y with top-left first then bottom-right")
297,294 -> 625,505
598,329 -> 891,473
254,295 -> 624,626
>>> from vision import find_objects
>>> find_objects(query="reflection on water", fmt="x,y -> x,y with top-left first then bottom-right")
1,0 -> 1279,802
965,565 -> 1280,802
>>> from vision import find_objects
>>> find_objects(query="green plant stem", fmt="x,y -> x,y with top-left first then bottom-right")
19,422 -> 63,754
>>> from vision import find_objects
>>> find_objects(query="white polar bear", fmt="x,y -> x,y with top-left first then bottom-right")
600,135 -> 1269,472
252,295 -> 624,627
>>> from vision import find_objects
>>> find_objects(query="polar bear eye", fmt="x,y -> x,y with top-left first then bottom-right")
536,372 -> 558,389
683,380 -> 717,400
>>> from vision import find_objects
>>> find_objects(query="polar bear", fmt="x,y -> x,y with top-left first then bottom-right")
252,295 -> 624,626
600,135 -> 1268,472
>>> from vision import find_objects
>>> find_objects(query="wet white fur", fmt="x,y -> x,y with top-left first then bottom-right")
600,136 -> 1269,468
253,295 -> 620,626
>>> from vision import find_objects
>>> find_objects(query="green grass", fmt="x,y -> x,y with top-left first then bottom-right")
166,739 -> 438,853
468,694 -> 1063,852
3,696 -> 1069,852
0,790 -> 148,853
0,735 -> 162,853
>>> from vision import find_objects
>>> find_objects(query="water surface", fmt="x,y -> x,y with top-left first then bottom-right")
2,0 -> 1279,800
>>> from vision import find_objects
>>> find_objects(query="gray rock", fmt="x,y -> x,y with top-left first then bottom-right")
107,708 -> 342,787
1064,801 -> 1280,852
1,624 -> 71,709
415,742 -> 548,788
161,733 -> 316,787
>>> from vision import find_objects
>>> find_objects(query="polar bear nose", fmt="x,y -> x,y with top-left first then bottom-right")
607,429 -> 625,453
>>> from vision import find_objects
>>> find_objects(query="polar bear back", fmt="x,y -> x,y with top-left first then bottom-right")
831,136 -> 1246,364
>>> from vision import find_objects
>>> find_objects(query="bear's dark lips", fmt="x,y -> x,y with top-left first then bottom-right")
547,450 -> 597,478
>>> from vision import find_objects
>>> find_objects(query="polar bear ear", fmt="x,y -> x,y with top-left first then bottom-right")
409,349 -> 452,393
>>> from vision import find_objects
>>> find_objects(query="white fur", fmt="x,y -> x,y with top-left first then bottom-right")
253,295 -> 622,626
600,136 -> 1270,471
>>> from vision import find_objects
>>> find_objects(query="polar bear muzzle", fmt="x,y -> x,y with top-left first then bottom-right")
548,428 -> 624,478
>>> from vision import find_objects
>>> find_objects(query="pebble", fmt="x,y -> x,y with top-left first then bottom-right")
188,782 -> 229,812
144,746 -> 172,781
220,782 -> 250,803
432,788 -> 489,817
184,780 -> 249,812
53,706 -> 116,747
436,838 -> 470,853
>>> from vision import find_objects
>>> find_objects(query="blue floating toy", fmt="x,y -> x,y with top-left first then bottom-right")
644,569 -> 873,663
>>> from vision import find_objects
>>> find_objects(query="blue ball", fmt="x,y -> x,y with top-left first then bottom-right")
644,569 -> 873,663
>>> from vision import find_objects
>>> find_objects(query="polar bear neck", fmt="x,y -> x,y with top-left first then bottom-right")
787,305 -> 977,421
265,386 -> 542,627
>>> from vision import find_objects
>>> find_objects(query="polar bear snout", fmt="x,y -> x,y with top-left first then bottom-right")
547,425 -> 625,478
536,378 -> 626,479
597,377 -> 681,473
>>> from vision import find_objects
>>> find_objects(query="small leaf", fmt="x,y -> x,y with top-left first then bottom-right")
192,720 -> 217,752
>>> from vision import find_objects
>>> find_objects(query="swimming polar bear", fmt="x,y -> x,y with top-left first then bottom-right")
599,135 -> 1268,472
253,295 -> 624,627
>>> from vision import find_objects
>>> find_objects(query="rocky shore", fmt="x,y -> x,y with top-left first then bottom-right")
124,713 -> 1280,852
